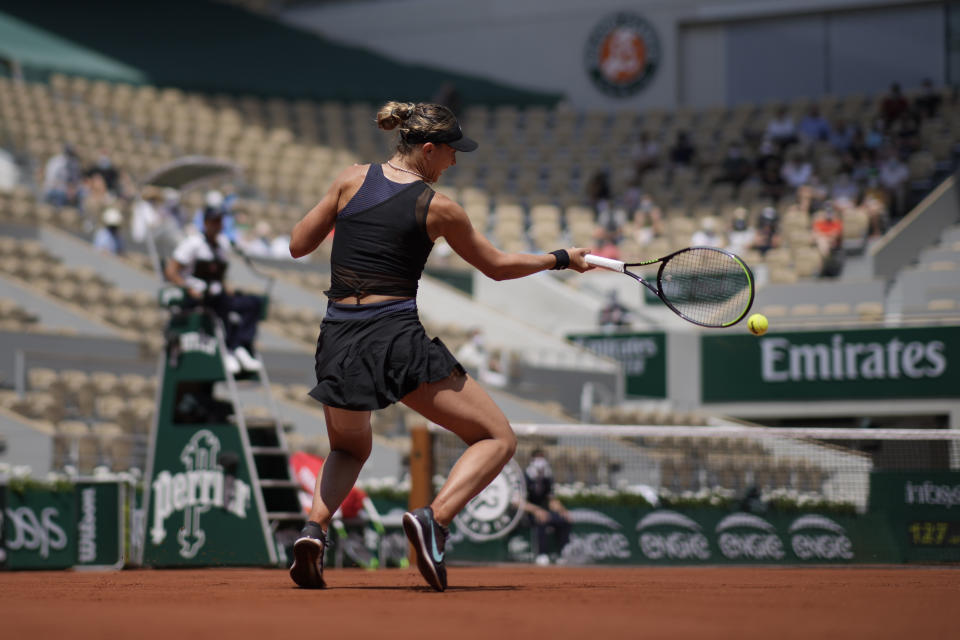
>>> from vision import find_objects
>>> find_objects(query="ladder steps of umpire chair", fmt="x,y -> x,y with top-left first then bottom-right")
257,479 -> 300,489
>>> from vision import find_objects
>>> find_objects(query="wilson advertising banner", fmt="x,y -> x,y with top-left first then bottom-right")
701,326 -> 960,402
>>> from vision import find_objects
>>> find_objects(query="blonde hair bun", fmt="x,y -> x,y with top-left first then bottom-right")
376,101 -> 417,131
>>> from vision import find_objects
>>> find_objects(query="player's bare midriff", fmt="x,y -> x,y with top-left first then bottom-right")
332,294 -> 414,305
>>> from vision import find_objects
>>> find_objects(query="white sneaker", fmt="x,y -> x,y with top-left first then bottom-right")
233,346 -> 262,371
223,352 -> 241,375
535,554 -> 550,566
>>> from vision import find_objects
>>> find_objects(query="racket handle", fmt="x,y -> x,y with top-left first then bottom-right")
585,254 -> 626,272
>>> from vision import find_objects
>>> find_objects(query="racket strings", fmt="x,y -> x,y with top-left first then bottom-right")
658,249 -> 753,327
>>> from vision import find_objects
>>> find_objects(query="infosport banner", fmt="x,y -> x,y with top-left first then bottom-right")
870,472 -> 960,562
702,326 -> 960,402
448,506 -> 900,565
74,481 -> 126,569
568,332 -> 666,398
2,487 -> 76,570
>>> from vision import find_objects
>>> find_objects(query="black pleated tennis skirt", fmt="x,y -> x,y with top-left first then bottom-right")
308,300 -> 464,411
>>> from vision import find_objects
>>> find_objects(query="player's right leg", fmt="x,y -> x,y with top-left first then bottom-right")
290,406 -> 372,589
400,372 -> 517,591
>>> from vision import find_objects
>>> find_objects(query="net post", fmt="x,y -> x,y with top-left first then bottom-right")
408,424 -> 435,511
408,424 -> 435,565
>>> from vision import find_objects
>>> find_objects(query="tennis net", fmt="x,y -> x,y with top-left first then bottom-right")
426,423 -> 960,514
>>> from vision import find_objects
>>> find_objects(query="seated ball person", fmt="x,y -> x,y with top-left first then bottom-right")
164,207 -> 264,375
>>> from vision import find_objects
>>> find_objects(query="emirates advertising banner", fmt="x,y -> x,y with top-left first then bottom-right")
702,326 -> 960,402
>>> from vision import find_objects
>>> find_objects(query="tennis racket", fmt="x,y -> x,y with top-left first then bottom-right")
586,247 -> 755,328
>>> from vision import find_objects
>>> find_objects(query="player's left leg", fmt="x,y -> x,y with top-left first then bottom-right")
306,406 -> 373,527
291,406 -> 371,588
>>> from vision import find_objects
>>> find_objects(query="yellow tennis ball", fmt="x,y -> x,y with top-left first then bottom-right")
747,313 -> 768,336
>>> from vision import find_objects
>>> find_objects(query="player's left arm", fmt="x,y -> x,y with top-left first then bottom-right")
427,193 -> 592,278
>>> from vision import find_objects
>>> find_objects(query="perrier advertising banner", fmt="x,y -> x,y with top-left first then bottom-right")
142,424 -> 274,567
702,326 -> 960,402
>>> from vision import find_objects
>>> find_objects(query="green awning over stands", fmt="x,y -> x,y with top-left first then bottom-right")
0,11 -> 146,84
0,0 -> 560,107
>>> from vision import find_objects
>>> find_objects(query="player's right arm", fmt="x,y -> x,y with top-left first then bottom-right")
427,193 -> 592,279
290,164 -> 366,258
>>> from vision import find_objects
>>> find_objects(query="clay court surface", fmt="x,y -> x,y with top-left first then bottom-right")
1,566 -> 957,639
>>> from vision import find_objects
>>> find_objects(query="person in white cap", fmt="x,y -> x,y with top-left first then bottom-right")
93,207 -> 125,256
165,207 -> 264,375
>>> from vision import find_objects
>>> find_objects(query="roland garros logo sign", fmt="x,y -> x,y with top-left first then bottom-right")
584,12 -> 661,97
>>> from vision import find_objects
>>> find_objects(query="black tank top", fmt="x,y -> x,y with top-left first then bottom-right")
324,164 -> 436,301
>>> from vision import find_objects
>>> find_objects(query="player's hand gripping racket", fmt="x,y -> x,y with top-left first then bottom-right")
586,247 -> 755,328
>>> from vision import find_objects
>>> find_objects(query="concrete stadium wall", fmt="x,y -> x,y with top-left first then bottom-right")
280,0 -> 945,110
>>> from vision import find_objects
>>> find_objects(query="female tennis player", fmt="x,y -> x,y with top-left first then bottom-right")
287,101 -> 592,591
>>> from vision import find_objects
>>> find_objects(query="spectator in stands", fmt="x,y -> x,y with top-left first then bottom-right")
830,170 -> 860,203
286,100 -> 593,591
237,220 -> 275,259
192,190 -> 237,243
455,328 -> 507,388
780,150 -> 813,190
812,202 -> 843,256
0,145 -> 18,190
914,78 -> 942,119
845,127 -> 871,164
691,216 -> 725,248
131,185 -> 185,259
812,202 -> 845,277
879,83 -> 909,130
865,118 -> 889,154
759,153 -> 787,202
764,105 -> 797,149
93,207 -> 125,256
797,106 -> 831,144
598,289 -> 631,329
750,206 -> 781,255
596,205 -> 628,247
630,130 -> 660,177
877,147 -> 909,218
893,110 -> 922,155
523,448 -> 571,566
828,118 -> 856,153
85,149 -> 120,197
79,172 -> 117,232
586,169 -> 612,214
164,207 -> 264,376
629,200 -> 665,246
42,144 -> 82,207
714,141 -> 753,189
862,192 -> 889,237
726,207 -> 756,256
431,81 -> 463,117
668,130 -> 696,169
